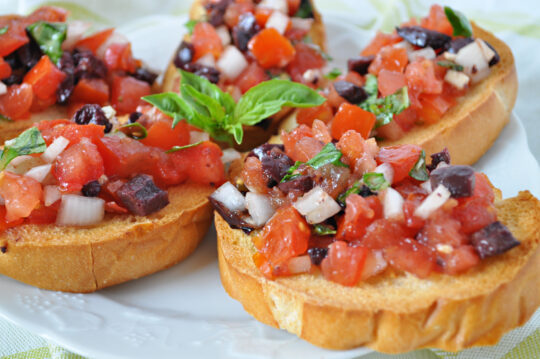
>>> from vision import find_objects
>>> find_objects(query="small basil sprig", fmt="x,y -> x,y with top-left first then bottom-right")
281,143 -> 348,183
0,127 -> 46,170
324,68 -> 342,80
26,21 -> 67,64
0,26 -> 8,35
437,61 -> 464,72
166,141 -> 203,153
143,70 -> 326,145
313,224 -> 337,236
409,150 -> 429,181
360,75 -> 410,128
363,172 -> 389,191
185,19 -> 200,34
116,122 -> 148,140
295,0 -> 314,18
444,6 -> 473,38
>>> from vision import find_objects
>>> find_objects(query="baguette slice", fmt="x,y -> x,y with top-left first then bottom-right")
0,183 -> 214,293
216,190 -> 540,353
279,23 -> 518,165
161,0 -> 326,151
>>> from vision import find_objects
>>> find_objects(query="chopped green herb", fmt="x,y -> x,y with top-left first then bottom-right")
324,68 -> 342,80
437,61 -> 464,72
185,19 -> 200,34
409,150 -> 429,181
294,0 -> 314,19
0,127 -> 46,170
116,122 -> 148,140
0,114 -> 13,122
313,224 -> 337,236
281,143 -> 348,183
337,181 -> 362,205
444,6 -> 473,38
363,172 -> 389,192
0,26 -> 8,35
360,75 -> 410,128
26,21 -> 67,64
166,141 -> 203,153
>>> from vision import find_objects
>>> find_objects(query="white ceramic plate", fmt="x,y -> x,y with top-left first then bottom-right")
0,13 -> 539,359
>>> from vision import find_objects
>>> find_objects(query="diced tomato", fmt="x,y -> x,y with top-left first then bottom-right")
331,103 -> 376,140
105,201 -> 129,214
287,0 -> 301,15
286,43 -> 325,84
421,5 -> 453,36
417,214 -> 467,248
26,205 -> 58,225
234,62 -> 269,93
289,136 -> 323,162
337,129 -> 367,163
337,194 -> 377,241
281,125 -> 313,159
368,46 -> 408,76
110,75 -> 151,115
311,119 -> 332,144
248,28 -> 296,69
242,156 -> 268,194
321,241 -> 368,286
376,144 -> 422,183
439,245 -> 480,275
405,59 -> 443,95
362,219 -> 412,249
23,55 -> 66,101
402,194 -> 426,229
0,83 -> 33,120
224,2 -> 255,28
464,173 -> 495,205
0,172 -> 42,222
415,93 -> 453,124
376,120 -> 405,141
75,28 -> 115,54
26,6 -> 68,23
54,139 -> 105,192
0,206 -> 24,232
169,141 -> 225,186
39,122 -> 105,146
378,69 -> 407,97
67,102 -> 85,118
0,57 -> 12,79
71,78 -> 109,105
140,120 -> 190,150
255,7 -> 273,28
0,20 -> 29,57
384,238 -> 436,278
296,101 -> 333,127
97,136 -> 156,178
192,22 -> 223,61
360,31 -> 402,57
104,42 -> 137,73
255,206 -> 311,278
453,174 -> 497,234
392,107 -> 418,132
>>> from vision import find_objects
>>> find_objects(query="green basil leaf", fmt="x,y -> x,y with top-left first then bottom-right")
234,79 -> 325,127
166,141 -> 203,153
0,127 -> 46,170
280,161 -> 302,183
361,85 -> 410,128
0,114 -> 13,122
180,70 -> 236,114
337,181 -> 362,206
184,19 -> 199,34
0,26 -> 8,35
116,122 -> 148,140
364,74 -> 379,99
363,172 -> 389,192
409,150 -> 429,181
26,21 -> 67,64
181,83 -> 226,122
313,224 -> 336,236
294,0 -> 314,19
444,6 -> 473,38
437,61 -> 464,72
324,68 -> 342,80
307,142 -> 348,169
142,92 -> 193,127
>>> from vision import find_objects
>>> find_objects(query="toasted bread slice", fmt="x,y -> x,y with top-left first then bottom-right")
279,23 -> 517,165
216,190 -> 540,353
0,183 -> 214,293
161,0 -> 326,151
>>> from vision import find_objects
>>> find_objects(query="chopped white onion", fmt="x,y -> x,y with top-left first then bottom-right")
24,164 -> 52,183
42,136 -> 69,163
5,155 -> 43,175
190,131 -> 210,144
288,255 -> 312,274
414,184 -> 451,220
420,180 -> 433,193
56,195 -> 105,226
246,192 -> 275,226
215,26 -> 231,46
259,0 -> 288,13
409,47 -> 436,62
365,138 -> 379,158
211,182 -> 246,212
0,82 -> 7,96
455,40 -> 490,83
443,52 -> 458,61
101,105 -> 116,121
221,148 -> 241,164
302,69 -> 321,83
382,187 -> 404,220
44,185 -> 62,207
291,18 -> 313,31
444,70 -> 470,90
217,46 -> 248,80
265,11 -> 289,35
96,31 -> 128,59
374,163 -> 394,185
62,21 -> 91,50
477,39 -> 496,63
196,53 -> 216,67
361,250 -> 387,280
393,41 -> 414,53
293,187 -> 341,224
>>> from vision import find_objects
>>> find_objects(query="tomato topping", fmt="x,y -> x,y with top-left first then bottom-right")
421,5 -> 453,36
97,136 -> 156,178
384,238 -> 436,278
376,144 -> 422,183
242,156 -> 268,194
392,107 -> 418,132
38,122 -> 105,146
0,172 -> 42,222
378,69 -> 407,97
248,28 -> 296,69
362,219 -> 411,249
406,59 -> 443,95
110,75 -> 151,115
282,124 -> 313,158
331,103 -> 376,140
439,245 -> 480,275
0,21 -> 29,57
170,141 -> 225,186
368,46 -> 408,76
71,78 -> 109,105
337,194 -> 378,241
360,31 -> 402,57
26,205 -> 58,225
54,139 -> 105,192
255,7 -> 273,28
140,120 -> 190,151
0,207 -> 24,231
233,62 -> 269,94
311,119 -> 332,144
402,195 -> 426,229
104,42 -> 137,73
0,83 -> 33,120
26,6 -> 68,23
286,43 -> 325,84
192,22 -> 223,61
254,206 -> 311,278
417,214 -> 467,248
0,57 -> 12,79
337,130 -> 368,165
23,55 -> 66,101
287,0 -> 301,15
321,241 -> 368,286
75,28 -> 115,54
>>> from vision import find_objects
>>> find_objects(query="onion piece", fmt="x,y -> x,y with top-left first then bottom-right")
259,0 -> 288,13
444,70 -> 469,90
291,18 -> 313,31
62,21 -> 91,50
221,148 -> 241,164
0,82 -> 6,96
44,185 -> 62,207
5,155 -> 44,175
211,182 -> 246,212
455,40 -> 490,83
215,26 -> 231,46
196,53 -> 216,67
24,164 -> 52,183
56,195 -> 105,226
293,187 -> 341,224
42,136 -> 70,163
414,184 -> 451,220
265,11 -> 289,35
381,187 -> 404,220
374,163 -> 394,185
287,255 -> 312,274
190,131 -> 209,143
420,180 -> 433,193
246,192 -> 275,226
361,250 -> 387,280
217,46 -> 248,81
409,47 -> 436,62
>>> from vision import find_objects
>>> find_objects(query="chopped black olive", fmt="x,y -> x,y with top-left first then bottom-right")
483,41 -> 500,67
16,37 -> 42,69
0,246 -> 6,254
233,13 -> 260,51
308,247 -> 328,266
173,41 -> 195,69
129,111 -> 143,123
446,37 -> 474,54
72,104 -> 112,133
131,67 -> 158,85
347,55 -> 375,76
430,165 -> 475,198
72,49 -> 107,81
278,175 -> 314,194
81,180 -> 101,197
333,81 -> 368,104
396,26 -> 451,50
248,143 -> 285,159
183,63 -> 221,84
470,221 -> 520,259
205,0 -> 234,27
56,51 -> 75,104
427,148 -> 451,172
260,149 -> 294,187
209,196 -> 255,234
117,174 -> 170,216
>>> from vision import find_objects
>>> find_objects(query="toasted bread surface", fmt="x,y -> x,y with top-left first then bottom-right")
0,183 -> 215,293
216,191 -> 540,353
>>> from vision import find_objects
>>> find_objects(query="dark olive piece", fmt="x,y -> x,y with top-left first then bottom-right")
117,174 -> 170,216
173,41 -> 194,69
470,221 -> 520,259
333,81 -> 368,104
132,67 -> 158,85
430,165 -> 475,198
278,175 -> 314,194
129,111 -> 143,123
183,63 -> 221,84
209,196 -> 255,234
72,49 -> 107,80
427,148 -> 451,172
72,104 -> 112,133
347,56 -> 375,75
396,26 -> 451,50
483,41 -> 501,67
81,180 -> 101,197
307,247 -> 328,266
233,13 -> 260,51
446,37 -> 474,54
205,0 -> 233,27
56,51 -> 75,104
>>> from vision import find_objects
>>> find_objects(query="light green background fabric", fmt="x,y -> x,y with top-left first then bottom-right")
0,0 -> 539,358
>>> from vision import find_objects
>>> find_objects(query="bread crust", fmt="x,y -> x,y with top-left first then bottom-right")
0,183 -> 215,293
216,191 -> 540,353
